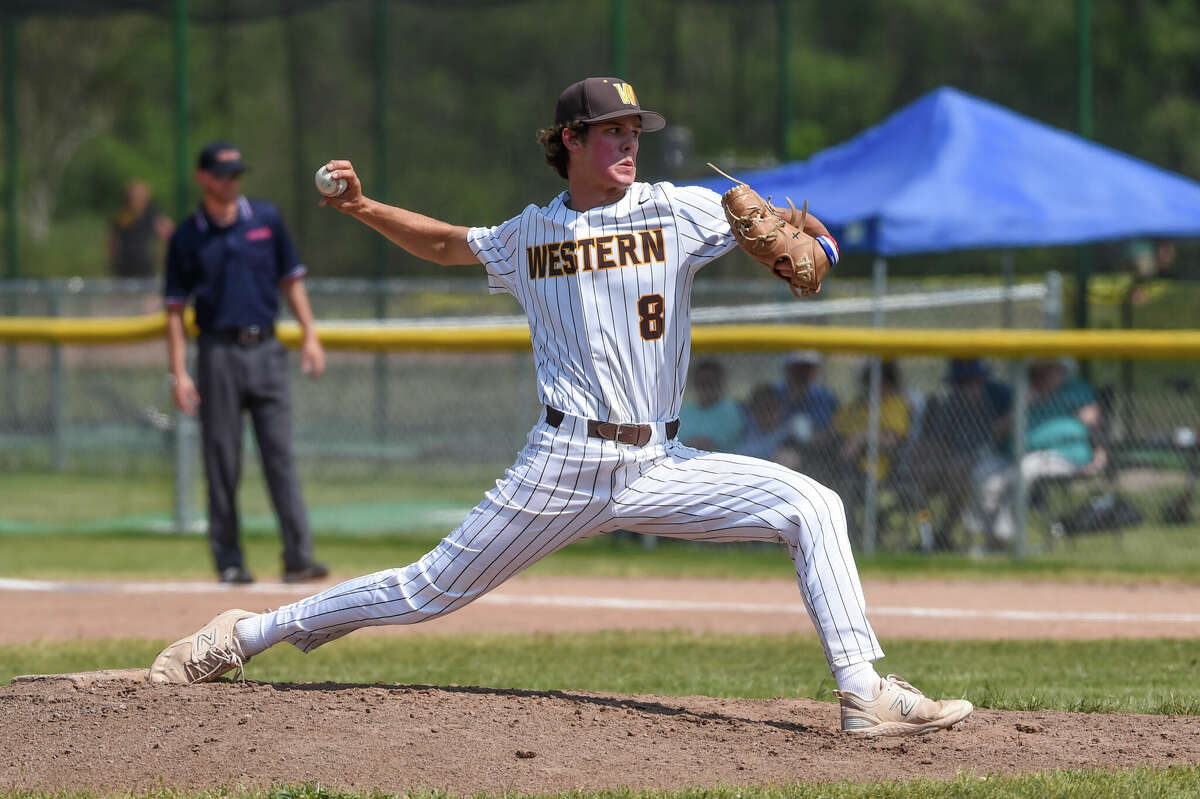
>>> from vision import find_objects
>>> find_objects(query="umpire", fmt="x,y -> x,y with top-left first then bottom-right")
164,140 -> 329,585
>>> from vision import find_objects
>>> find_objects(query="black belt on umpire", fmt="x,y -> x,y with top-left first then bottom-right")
204,325 -> 275,347
545,406 -> 679,447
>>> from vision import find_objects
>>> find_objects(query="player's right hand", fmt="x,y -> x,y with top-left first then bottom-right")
317,159 -> 365,213
172,373 -> 201,416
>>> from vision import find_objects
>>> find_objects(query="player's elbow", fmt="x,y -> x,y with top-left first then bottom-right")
430,229 -> 477,266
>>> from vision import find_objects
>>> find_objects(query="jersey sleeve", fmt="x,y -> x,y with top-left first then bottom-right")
467,209 -> 527,296
268,207 -> 306,282
663,184 -> 737,269
162,230 -> 190,311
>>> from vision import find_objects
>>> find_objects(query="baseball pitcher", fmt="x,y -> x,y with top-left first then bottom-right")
150,77 -> 972,737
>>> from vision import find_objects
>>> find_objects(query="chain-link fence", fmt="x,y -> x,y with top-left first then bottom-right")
6,272 -> 1198,575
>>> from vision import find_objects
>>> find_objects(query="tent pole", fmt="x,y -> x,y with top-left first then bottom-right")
863,257 -> 886,555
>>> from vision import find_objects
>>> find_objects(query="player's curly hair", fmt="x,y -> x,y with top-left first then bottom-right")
536,121 -> 589,180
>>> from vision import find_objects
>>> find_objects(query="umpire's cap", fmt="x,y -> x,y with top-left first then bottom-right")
555,78 -> 666,132
197,141 -> 247,177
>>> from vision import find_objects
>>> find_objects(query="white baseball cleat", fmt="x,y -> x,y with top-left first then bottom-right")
835,674 -> 973,737
149,609 -> 256,684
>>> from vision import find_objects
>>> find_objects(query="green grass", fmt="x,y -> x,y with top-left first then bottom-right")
0,530 -> 788,581
4,460 -> 1200,583
5,767 -> 1200,798
0,462 -> 501,528
4,634 -> 1199,716
4,526 -> 1200,584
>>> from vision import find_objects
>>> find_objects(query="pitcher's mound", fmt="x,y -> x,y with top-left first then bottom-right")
2,679 -> 1197,795
11,668 -> 148,687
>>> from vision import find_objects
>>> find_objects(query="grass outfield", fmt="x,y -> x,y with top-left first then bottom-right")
4,635 -> 1199,715
4,527 -> 1200,585
4,463 -> 1200,583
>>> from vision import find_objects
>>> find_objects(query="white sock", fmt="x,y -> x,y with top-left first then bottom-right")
834,662 -> 882,698
234,616 -> 271,658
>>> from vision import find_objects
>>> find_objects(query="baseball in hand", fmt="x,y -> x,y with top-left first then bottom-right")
314,164 -> 347,198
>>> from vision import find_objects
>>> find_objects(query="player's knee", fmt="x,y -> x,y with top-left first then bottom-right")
815,482 -> 847,520
785,480 -> 846,540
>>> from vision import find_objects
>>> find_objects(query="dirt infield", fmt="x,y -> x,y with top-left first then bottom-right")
3,673 -> 1198,795
3,575 -> 1199,794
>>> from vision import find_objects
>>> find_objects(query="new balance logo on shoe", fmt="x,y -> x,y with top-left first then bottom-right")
890,694 -> 916,717
890,695 -> 915,716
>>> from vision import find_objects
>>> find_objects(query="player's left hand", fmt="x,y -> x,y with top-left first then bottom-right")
300,334 -> 326,379
721,183 -> 830,298
318,159 -> 365,213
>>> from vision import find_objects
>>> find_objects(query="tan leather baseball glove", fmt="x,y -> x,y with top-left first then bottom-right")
713,171 -> 830,298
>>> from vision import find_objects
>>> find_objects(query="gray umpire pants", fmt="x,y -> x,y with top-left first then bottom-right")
196,334 -> 315,573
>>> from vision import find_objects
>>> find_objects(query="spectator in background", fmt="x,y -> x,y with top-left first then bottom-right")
164,141 -> 328,585
967,357 -> 1104,548
908,358 -> 1012,550
775,349 -> 838,438
678,358 -> 744,451
820,360 -> 910,511
110,179 -> 174,278
769,350 -> 839,472
735,382 -> 793,461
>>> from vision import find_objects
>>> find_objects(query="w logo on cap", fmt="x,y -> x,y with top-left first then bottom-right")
613,82 -> 638,106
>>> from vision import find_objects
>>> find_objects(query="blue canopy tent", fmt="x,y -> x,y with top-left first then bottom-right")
695,86 -> 1200,256
695,86 -> 1200,555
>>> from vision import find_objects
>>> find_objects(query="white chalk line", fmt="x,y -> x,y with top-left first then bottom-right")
3,577 -> 1198,625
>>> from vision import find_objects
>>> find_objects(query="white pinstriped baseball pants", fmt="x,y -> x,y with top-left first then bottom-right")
259,410 -> 884,670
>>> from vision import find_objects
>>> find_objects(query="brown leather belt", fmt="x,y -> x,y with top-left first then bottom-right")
545,406 -> 679,447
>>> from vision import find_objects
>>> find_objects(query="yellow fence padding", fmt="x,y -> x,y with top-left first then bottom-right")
0,312 -> 172,344
1,312 -> 1198,360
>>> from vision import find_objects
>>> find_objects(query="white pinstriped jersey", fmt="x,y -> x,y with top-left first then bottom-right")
467,182 -> 737,424
250,186 -> 885,678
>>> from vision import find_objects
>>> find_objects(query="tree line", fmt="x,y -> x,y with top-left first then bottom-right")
6,0 -> 1198,281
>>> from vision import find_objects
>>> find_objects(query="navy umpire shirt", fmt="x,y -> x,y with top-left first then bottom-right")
164,196 -> 306,332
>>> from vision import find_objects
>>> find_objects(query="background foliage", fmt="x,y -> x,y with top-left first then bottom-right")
2,0 -> 1199,282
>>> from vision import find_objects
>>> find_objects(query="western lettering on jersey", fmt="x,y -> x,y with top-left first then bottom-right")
596,236 -> 616,269
576,238 -> 596,272
559,241 -> 578,274
639,229 -> 665,263
527,244 -> 548,279
525,229 -> 665,281
616,234 -> 638,265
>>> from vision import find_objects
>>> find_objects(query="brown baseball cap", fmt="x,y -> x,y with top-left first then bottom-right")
554,77 -> 666,132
